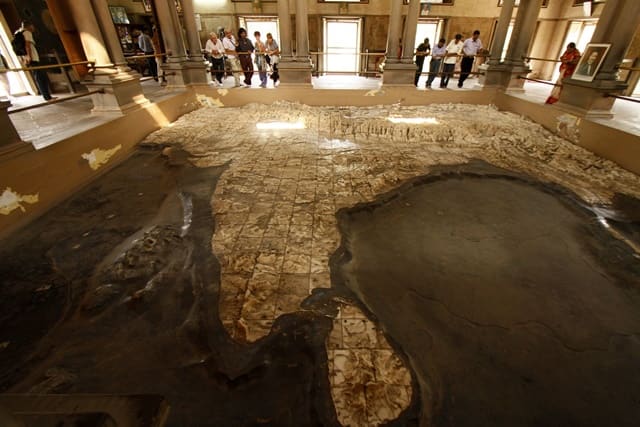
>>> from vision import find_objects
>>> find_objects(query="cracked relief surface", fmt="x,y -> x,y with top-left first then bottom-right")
142,101 -> 640,426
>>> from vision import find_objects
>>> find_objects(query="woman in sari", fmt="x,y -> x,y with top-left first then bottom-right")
546,42 -> 580,104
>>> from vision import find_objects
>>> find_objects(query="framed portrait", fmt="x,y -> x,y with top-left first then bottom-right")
572,43 -> 610,82
142,0 -> 153,13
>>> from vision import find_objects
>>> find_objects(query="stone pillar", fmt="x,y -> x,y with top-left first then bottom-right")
278,0 -> 312,86
91,0 -> 129,70
154,0 -> 186,61
499,0 -> 544,91
276,0 -> 293,60
182,0 -> 202,59
383,0 -> 416,86
401,0 -> 421,64
478,0 -> 515,87
180,0 -> 210,85
69,0 -> 148,112
155,0 -> 206,88
0,100 -> 32,158
558,0 -> 640,117
489,0 -> 515,65
386,0 -> 403,65
295,0 -> 309,58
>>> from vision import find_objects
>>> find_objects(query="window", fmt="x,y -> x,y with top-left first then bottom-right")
319,0 -> 368,3
238,17 -> 280,47
403,0 -> 454,5
498,0 -> 549,6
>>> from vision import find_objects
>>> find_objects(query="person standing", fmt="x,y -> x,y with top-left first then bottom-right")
441,33 -> 462,88
545,42 -> 580,104
426,38 -> 446,89
15,21 -> 53,101
205,32 -> 225,86
236,28 -> 254,86
414,37 -> 431,87
265,33 -> 280,85
458,30 -> 482,88
253,31 -> 268,88
137,28 -> 158,81
222,28 -> 242,87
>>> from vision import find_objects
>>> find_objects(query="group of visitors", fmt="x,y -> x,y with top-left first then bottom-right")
205,28 -> 280,88
414,30 -> 484,89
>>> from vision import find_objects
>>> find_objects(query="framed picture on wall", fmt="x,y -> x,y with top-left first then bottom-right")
109,6 -> 130,24
142,0 -> 153,13
572,43 -> 610,82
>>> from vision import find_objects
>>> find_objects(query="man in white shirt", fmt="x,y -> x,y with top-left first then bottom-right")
17,21 -> 54,101
205,32 -> 225,85
458,30 -> 483,88
222,28 -> 242,87
441,33 -> 462,88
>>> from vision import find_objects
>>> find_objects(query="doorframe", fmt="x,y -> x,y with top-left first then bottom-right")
322,16 -> 362,76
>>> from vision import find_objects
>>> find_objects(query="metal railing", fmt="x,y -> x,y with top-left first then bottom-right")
523,56 -> 561,63
517,76 -> 559,86
604,93 -> 640,103
124,53 -> 167,61
1,60 -> 95,73
8,89 -> 105,114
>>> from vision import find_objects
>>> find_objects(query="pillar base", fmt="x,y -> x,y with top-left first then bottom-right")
162,60 -> 211,88
84,70 -> 149,114
278,59 -> 313,86
0,100 -> 32,160
382,62 -> 417,86
478,63 -> 531,92
556,78 -> 627,119
478,63 -> 510,87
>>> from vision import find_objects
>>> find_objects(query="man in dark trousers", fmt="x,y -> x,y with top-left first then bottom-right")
414,37 -> 431,86
458,30 -> 483,88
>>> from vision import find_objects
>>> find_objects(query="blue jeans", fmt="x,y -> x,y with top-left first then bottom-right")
426,59 -> 442,87
441,63 -> 455,87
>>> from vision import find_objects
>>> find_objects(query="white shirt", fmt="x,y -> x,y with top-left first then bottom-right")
23,30 -> 39,62
444,40 -> 462,64
138,33 -> 154,53
462,37 -> 483,57
222,36 -> 237,59
205,38 -> 224,59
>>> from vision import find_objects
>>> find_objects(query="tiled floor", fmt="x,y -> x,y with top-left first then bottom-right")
5,80 -> 179,149
144,101 -> 640,426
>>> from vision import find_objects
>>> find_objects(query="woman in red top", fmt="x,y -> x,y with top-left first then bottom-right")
546,42 -> 581,104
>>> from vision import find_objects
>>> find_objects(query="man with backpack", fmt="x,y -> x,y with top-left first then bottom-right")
13,21 -> 54,101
